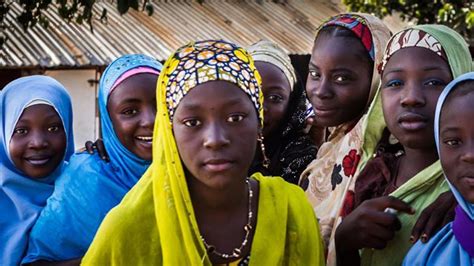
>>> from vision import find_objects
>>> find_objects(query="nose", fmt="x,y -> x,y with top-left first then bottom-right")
308,76 -> 333,100
400,82 -> 425,108
140,107 -> 156,129
28,130 -> 48,149
203,122 -> 230,150
461,141 -> 474,164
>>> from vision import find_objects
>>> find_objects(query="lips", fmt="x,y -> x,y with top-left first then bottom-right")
314,105 -> 337,117
459,175 -> 474,187
135,135 -> 153,148
24,155 -> 52,166
203,158 -> 233,172
397,112 -> 429,131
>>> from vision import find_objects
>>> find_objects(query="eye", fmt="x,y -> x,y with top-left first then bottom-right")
425,79 -> 446,86
183,119 -> 201,127
267,95 -> 283,103
227,114 -> 245,123
334,75 -> 349,83
309,70 -> 320,79
122,109 -> 138,116
384,79 -> 403,88
13,128 -> 27,135
48,126 -> 61,132
444,139 -> 461,146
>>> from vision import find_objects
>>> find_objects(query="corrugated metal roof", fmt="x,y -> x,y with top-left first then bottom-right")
0,0 -> 405,69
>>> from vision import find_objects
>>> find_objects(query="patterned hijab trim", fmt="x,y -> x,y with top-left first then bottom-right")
162,40 -> 263,123
379,28 -> 448,73
318,13 -> 375,61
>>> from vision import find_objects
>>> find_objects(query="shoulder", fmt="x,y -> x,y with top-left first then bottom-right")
82,170 -> 158,264
252,174 -> 314,219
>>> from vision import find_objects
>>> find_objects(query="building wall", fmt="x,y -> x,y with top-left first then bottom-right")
45,70 -> 98,150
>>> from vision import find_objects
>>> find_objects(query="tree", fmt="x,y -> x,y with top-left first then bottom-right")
0,0 -> 158,46
343,0 -> 474,42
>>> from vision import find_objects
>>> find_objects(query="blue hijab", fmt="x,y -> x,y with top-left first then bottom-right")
403,72 -> 474,265
0,76 -> 74,266
23,54 -> 162,263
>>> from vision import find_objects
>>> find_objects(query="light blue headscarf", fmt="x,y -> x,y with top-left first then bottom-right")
0,76 -> 74,266
22,54 -> 162,263
403,72 -> 474,265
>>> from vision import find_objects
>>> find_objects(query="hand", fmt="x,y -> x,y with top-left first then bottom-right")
305,115 -> 316,128
84,138 -> 109,162
336,196 -> 415,251
410,191 -> 456,243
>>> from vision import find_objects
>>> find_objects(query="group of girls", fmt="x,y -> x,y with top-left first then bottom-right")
1,11 -> 473,266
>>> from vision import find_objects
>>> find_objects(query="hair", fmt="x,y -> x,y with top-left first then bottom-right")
315,25 -> 374,83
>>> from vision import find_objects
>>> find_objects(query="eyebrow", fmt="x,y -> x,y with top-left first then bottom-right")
181,98 -> 247,110
16,113 -> 62,125
265,86 -> 286,91
384,66 -> 447,75
440,126 -> 461,134
118,98 -> 142,104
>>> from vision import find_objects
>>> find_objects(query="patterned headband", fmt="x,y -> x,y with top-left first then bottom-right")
379,29 -> 448,73
319,13 -> 375,61
162,40 -> 263,123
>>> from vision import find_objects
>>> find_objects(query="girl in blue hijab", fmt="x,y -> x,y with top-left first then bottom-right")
403,72 -> 474,265
0,76 -> 74,265
23,54 -> 162,263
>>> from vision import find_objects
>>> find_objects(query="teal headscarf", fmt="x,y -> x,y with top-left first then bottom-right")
23,55 -> 162,262
0,76 -> 74,265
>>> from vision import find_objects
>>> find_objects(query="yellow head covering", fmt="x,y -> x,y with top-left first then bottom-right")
164,40 -> 263,124
82,40 -> 324,266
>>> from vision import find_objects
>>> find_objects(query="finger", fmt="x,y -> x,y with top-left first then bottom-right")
85,141 -> 94,154
379,196 -> 415,214
411,206 -> 432,242
367,223 -> 396,242
96,140 -> 109,161
441,206 -> 456,227
366,210 -> 399,228
419,215 -> 442,243
306,117 -> 315,126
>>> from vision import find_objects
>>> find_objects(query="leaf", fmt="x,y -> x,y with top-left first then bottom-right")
100,8 -> 108,23
117,0 -> 129,15
145,3 -> 153,16
129,0 -> 139,10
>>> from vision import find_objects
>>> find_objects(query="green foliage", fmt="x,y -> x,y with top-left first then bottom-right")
0,0 -> 157,46
343,0 -> 473,40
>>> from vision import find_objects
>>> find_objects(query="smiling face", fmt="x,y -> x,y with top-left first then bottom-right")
9,104 -> 67,179
439,81 -> 474,203
307,29 -> 373,127
107,73 -> 158,161
381,47 -> 452,150
172,80 -> 259,190
255,61 -> 291,138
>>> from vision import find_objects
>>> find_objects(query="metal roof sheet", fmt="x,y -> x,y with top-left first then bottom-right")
0,0 -> 405,69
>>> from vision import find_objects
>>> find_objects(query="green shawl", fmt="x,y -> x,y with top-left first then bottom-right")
358,24 -> 472,266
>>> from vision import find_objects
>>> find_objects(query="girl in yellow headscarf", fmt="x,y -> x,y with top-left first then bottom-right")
82,40 -> 324,266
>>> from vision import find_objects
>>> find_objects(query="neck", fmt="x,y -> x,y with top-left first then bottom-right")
187,176 -> 248,212
397,145 -> 438,186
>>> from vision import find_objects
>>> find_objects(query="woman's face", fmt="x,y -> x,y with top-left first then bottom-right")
255,61 -> 291,138
173,80 -> 259,190
439,85 -> 474,203
107,73 -> 157,161
307,34 -> 372,127
381,47 -> 452,150
9,104 -> 67,178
